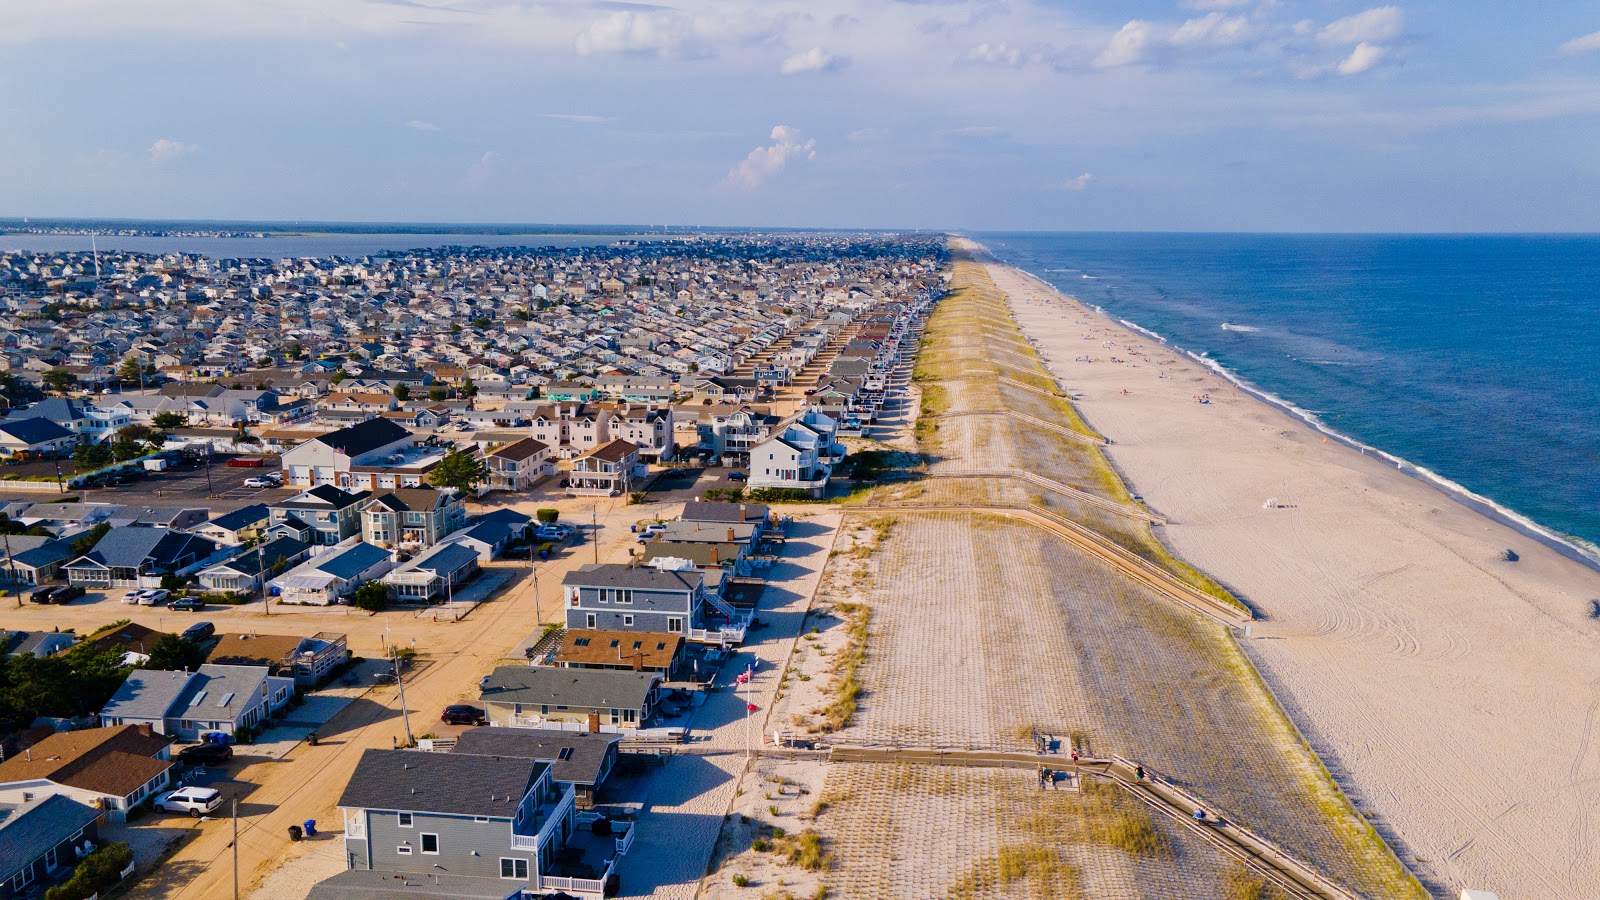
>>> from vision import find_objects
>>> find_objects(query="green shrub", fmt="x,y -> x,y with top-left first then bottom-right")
535,508 -> 560,524
46,841 -> 134,900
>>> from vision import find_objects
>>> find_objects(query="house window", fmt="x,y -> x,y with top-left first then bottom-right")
475,816 -> 490,823
420,833 -> 439,854
501,858 -> 529,879
396,845 -> 412,855
45,847 -> 58,870
22,792 -> 34,803
623,615 -> 633,627
667,617 -> 683,633
586,613 -> 597,628
398,812 -> 413,827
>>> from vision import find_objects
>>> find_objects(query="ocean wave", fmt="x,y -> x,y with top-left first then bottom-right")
1118,319 -> 1170,344
1220,322 -> 1260,333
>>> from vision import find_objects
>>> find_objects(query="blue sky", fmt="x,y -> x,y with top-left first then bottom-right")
3,0 -> 1599,231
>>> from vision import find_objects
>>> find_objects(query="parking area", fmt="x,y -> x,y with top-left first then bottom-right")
7,462 -> 299,512
642,466 -> 749,503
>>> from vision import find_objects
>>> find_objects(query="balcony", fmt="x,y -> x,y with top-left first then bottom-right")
532,816 -> 634,897
509,784 -> 574,852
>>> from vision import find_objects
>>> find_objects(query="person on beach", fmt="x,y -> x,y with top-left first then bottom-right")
1135,765 -> 1145,780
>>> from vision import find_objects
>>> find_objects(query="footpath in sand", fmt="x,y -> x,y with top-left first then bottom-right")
983,241 -> 1600,898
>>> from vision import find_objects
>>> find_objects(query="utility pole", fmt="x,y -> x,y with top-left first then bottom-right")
532,570 -> 541,626
203,447 -> 215,498
257,538 -> 269,617
232,798 -> 239,900
393,645 -> 414,747
591,504 -> 598,565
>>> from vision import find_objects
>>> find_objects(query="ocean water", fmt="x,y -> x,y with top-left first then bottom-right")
975,232 -> 1600,555
0,232 -> 649,258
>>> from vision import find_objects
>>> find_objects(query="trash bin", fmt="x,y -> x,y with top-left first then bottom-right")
288,825 -> 303,842
307,733 -> 318,747
303,820 -> 317,838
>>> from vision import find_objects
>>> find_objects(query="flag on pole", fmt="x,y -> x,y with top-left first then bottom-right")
735,670 -> 751,685
747,703 -> 759,712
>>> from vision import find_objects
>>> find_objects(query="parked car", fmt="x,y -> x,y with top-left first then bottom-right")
52,585 -> 86,603
176,742 -> 234,765
26,586 -> 61,604
137,589 -> 171,606
120,589 -> 146,605
440,705 -> 487,726
156,786 -> 224,818
244,475 -> 281,489
728,471 -> 748,482
535,526 -> 565,542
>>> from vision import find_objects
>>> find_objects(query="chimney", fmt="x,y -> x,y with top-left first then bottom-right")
632,653 -> 642,672
726,526 -> 735,542
739,504 -> 746,522
710,546 -> 719,565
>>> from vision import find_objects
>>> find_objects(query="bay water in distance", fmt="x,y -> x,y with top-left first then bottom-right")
976,232 -> 1600,556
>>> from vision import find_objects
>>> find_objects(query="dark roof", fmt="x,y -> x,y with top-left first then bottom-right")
480,665 -> 660,710
314,417 -> 411,458
581,438 -> 637,463
337,749 -> 546,818
5,398 -> 88,424
11,536 -> 78,569
208,537 -> 309,577
405,542 -> 478,576
274,485 -> 367,511
0,796 -> 102,879
207,503 -> 270,532
365,488 -> 446,513
556,629 -> 682,670
69,527 -> 215,571
0,725 -> 173,799
560,563 -> 702,592
0,417 -> 73,445
452,727 -> 621,788
312,542 -> 392,581
678,500 -> 769,525
486,437 -> 548,461
306,870 -> 519,900
639,541 -> 743,568
85,622 -> 171,655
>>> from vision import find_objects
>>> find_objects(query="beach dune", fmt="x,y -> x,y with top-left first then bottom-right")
973,241 -> 1600,899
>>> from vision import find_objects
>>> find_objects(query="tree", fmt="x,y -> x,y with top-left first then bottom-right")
0,372 -> 42,407
118,356 -> 148,384
152,411 -> 188,429
535,508 -> 560,525
351,581 -> 388,612
427,387 -> 448,402
330,370 -> 348,385
460,376 -> 478,397
426,448 -> 487,493
42,368 -> 78,394
72,442 -> 113,471
285,342 -> 304,360
111,436 -> 146,462
143,634 -> 207,672
471,316 -> 493,330
393,383 -> 410,401
70,522 -> 112,557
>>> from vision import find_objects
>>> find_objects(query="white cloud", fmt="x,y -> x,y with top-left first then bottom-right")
1182,0 -> 1253,8
781,47 -> 844,75
1555,30 -> 1600,58
1096,21 -> 1153,67
1062,172 -> 1094,190
405,120 -> 439,131
147,138 -> 195,163
1336,42 -> 1387,75
966,42 -> 1023,67
1318,6 -> 1404,46
576,10 -> 694,58
724,125 -> 815,190
847,127 -> 887,142
1170,12 -> 1252,49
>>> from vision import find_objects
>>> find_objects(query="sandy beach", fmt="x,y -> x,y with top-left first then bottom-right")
976,243 -> 1600,898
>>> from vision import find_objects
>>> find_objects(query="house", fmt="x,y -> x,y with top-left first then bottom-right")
653,520 -> 761,556
441,509 -> 532,563
63,527 -> 225,590
270,539 -> 394,606
380,542 -> 479,602
197,536 -> 312,594
0,418 -> 77,459
359,488 -> 466,550
0,795 -> 103,897
0,725 -> 173,822
280,417 -> 414,487
190,503 -> 271,546
1,630 -> 77,659
207,631 -> 349,688
747,430 -> 830,499
81,622 -> 172,666
603,405 -> 674,462
98,664 -> 295,742
451,728 -> 622,811
483,438 -> 554,493
553,630 -> 686,678
566,439 -> 639,497
479,666 -> 661,733
0,535 -> 77,586
336,748 -> 630,897
560,561 -> 746,644
269,485 -> 368,547
678,499 -> 771,531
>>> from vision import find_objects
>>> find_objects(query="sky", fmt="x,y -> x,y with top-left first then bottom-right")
2,0 -> 1600,231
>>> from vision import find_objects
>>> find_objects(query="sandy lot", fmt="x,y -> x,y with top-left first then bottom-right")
983,242 -> 1600,898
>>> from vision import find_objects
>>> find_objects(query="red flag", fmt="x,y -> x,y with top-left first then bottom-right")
735,670 -> 751,685
746,703 -> 759,712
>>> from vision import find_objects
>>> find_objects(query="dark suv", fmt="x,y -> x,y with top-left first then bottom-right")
177,742 -> 233,765
440,705 -> 487,726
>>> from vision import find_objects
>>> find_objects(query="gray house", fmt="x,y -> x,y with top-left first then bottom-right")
451,728 -> 622,811
0,795 -> 102,900
63,527 -> 225,590
336,749 -> 631,897
98,664 -> 295,741
305,870 -> 521,900
479,665 -> 660,733
561,561 -> 747,645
